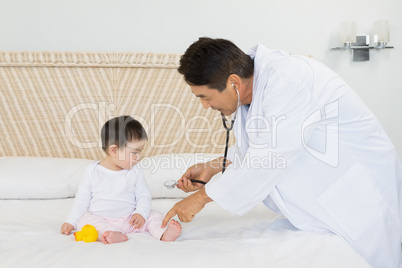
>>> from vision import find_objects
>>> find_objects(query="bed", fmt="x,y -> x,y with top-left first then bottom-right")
0,51 -> 370,268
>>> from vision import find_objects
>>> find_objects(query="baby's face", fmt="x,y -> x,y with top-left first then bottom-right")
116,139 -> 147,169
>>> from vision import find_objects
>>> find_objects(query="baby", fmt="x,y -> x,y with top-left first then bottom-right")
60,115 -> 181,244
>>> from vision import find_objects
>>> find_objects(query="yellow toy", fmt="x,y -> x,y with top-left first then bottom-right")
74,224 -> 98,243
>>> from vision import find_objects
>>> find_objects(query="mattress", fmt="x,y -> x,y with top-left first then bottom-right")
0,198 -> 370,268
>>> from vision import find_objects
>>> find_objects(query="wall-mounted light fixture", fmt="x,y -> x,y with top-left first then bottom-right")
331,20 -> 394,61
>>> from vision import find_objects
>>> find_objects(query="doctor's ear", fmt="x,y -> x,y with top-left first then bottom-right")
227,74 -> 240,89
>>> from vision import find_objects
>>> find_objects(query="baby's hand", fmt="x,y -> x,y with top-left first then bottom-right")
129,214 -> 145,229
60,222 -> 74,235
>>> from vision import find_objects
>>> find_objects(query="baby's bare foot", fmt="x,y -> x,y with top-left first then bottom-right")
101,231 -> 128,244
161,220 -> 181,242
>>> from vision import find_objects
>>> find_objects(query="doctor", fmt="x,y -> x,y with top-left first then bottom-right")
161,37 -> 401,268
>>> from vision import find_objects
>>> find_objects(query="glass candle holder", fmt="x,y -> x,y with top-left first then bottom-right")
340,21 -> 357,47
373,20 -> 390,48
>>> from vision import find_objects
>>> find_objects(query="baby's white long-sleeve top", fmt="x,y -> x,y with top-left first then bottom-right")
66,162 -> 151,228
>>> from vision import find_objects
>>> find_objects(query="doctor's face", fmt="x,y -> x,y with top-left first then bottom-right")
190,85 -> 238,116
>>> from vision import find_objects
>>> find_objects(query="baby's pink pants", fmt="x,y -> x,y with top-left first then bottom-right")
77,209 -> 167,240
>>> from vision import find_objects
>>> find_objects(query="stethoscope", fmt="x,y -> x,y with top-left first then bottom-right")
164,83 -> 240,189
221,83 -> 241,173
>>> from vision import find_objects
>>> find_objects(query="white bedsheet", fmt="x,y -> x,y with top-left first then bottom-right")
0,198 -> 370,268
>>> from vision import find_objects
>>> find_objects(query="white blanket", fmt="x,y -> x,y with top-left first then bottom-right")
0,198 -> 370,268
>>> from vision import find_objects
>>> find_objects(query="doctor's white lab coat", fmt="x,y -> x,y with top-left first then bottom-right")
205,44 -> 402,268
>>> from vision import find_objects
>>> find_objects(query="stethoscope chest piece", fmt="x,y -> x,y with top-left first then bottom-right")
164,180 -> 178,189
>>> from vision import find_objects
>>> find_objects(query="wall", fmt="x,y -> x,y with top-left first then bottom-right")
1,0 -> 401,157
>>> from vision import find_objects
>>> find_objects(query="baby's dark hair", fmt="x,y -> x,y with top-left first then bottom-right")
101,116 -> 147,153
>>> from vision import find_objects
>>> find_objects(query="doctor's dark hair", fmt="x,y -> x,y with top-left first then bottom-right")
101,116 -> 147,153
178,37 -> 254,92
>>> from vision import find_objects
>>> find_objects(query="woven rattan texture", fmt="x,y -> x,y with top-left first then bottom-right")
0,52 -> 233,159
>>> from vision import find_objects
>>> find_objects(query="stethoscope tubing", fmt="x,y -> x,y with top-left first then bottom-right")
190,179 -> 207,185
221,114 -> 234,173
221,84 -> 241,174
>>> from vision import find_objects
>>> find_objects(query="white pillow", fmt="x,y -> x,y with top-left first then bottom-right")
139,153 -> 222,199
0,154 -> 222,200
0,157 -> 95,199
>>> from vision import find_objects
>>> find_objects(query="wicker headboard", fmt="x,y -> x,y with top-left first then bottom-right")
0,52 -> 233,160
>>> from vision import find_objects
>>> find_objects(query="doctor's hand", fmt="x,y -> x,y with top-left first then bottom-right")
177,157 -> 228,193
161,188 -> 213,228
177,164 -> 212,192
